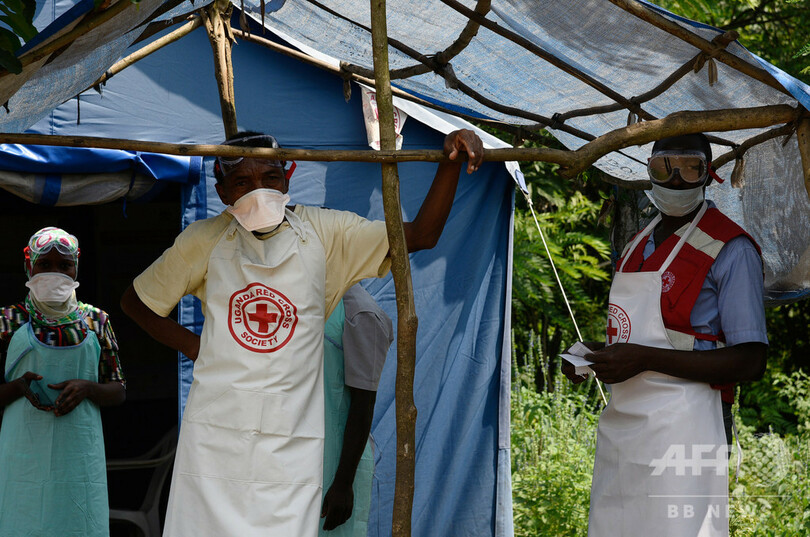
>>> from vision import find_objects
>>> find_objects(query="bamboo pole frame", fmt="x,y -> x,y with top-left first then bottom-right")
90,16 -> 202,89
203,0 -> 238,139
0,105 -> 797,169
368,0 -> 418,535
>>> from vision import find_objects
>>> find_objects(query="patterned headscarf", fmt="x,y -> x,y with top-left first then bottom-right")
24,227 -> 80,279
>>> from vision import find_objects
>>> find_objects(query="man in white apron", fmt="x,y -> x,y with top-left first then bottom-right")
120,129 -> 483,536
563,133 -> 768,536
321,284 -> 393,535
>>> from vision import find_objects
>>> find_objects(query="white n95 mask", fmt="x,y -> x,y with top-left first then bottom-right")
226,188 -> 290,232
25,272 -> 80,305
647,184 -> 705,217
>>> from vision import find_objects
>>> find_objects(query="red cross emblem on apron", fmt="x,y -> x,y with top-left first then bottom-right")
228,282 -> 298,352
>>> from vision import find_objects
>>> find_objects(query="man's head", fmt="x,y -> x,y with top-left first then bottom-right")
646,133 -> 714,217
214,131 -> 294,206
648,133 -> 712,190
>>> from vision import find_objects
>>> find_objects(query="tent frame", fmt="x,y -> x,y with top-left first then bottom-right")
2,1 -> 810,535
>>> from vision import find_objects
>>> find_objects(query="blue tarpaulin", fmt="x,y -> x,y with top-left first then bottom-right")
0,144 -> 201,182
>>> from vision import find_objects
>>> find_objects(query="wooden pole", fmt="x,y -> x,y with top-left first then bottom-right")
561,104 -> 799,177
368,0 -> 417,536
797,117 -> 810,200
0,104 -> 796,169
203,0 -> 238,139
91,17 -> 202,88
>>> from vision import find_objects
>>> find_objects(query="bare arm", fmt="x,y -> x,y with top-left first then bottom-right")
121,284 -> 200,361
586,341 -> 767,385
0,371 -> 46,409
321,387 -> 376,530
402,129 -> 484,252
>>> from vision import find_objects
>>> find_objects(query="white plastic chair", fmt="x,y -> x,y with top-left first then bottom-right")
107,426 -> 177,537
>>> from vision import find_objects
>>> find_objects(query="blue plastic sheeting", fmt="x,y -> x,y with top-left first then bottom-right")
0,0 -> 210,134
0,144 -> 202,184
27,21 -> 515,537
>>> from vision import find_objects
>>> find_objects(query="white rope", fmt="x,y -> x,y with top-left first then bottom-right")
523,193 -> 609,406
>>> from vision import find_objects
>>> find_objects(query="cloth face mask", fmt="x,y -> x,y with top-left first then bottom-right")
25,272 -> 80,305
226,188 -> 291,232
647,184 -> 705,217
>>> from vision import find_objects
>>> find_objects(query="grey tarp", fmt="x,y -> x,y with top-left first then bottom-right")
243,0 -> 810,302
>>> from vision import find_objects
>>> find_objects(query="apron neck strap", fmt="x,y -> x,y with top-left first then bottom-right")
618,214 -> 662,272
283,207 -> 307,241
658,201 -> 708,273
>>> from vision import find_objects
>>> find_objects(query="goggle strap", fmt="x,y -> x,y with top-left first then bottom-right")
708,167 -> 723,184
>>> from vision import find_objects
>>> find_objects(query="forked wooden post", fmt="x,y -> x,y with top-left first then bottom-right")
368,0 -> 417,535
203,0 -> 238,138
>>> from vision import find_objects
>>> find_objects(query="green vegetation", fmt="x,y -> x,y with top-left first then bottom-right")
512,344 -> 810,536
0,0 -> 36,73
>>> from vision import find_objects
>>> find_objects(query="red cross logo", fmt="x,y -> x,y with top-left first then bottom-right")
607,318 -> 619,344
606,303 -> 631,344
247,303 -> 279,334
228,283 -> 298,353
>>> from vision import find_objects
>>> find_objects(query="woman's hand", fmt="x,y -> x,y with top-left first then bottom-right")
48,379 -> 95,416
17,371 -> 54,411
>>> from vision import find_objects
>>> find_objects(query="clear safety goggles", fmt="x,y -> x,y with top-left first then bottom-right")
28,229 -> 79,257
216,135 -> 296,179
647,150 -> 709,185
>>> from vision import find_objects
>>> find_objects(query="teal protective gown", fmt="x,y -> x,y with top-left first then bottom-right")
0,322 -> 108,537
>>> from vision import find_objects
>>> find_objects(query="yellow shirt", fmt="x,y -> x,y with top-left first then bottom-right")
133,206 -> 391,319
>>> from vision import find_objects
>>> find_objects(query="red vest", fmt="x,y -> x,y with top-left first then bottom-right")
618,208 -> 762,403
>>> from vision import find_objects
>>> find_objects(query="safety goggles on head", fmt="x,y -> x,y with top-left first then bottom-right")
647,150 -> 710,185
215,134 -> 296,179
26,227 -> 79,258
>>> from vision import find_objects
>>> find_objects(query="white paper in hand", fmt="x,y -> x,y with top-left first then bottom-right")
560,342 -> 595,376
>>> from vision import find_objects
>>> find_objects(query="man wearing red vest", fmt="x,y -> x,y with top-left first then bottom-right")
564,133 -> 767,537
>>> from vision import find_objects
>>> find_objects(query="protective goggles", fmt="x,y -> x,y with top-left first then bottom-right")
215,135 -> 296,179
647,150 -> 709,185
26,227 -> 79,258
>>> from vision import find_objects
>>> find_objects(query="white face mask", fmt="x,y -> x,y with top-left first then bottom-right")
226,188 -> 290,232
25,272 -> 80,305
647,184 -> 705,217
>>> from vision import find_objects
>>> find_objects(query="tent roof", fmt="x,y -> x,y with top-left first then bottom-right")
1,0 -> 808,301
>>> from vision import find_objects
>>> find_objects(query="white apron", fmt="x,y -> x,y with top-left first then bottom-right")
589,202 -> 729,537
163,209 -> 327,536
